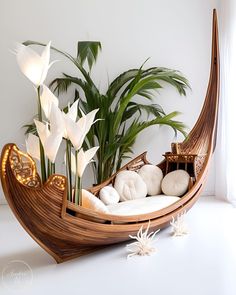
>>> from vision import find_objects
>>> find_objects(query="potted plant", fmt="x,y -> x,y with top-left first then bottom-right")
23,40 -> 190,185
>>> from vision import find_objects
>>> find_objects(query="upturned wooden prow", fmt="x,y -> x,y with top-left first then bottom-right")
164,9 -> 219,180
172,9 -> 219,156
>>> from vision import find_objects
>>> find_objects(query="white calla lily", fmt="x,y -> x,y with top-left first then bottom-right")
65,108 -> 99,150
34,121 -> 50,145
44,132 -> 63,164
25,134 -> 40,161
64,116 -> 86,150
34,104 -> 64,163
62,100 -> 79,138
15,41 -> 54,86
76,147 -> 99,177
67,100 -> 79,122
81,108 -> 99,135
49,103 -> 64,134
40,85 -> 59,119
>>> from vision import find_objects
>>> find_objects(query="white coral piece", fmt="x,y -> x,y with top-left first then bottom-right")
170,211 -> 188,237
126,221 -> 160,258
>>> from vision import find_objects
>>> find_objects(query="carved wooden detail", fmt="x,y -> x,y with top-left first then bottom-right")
9,146 -> 41,188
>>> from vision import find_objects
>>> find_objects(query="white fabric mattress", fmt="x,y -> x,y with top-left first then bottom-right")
107,195 -> 180,216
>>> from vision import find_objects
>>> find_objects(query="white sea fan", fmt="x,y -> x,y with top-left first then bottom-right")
126,221 -> 160,258
170,211 -> 188,237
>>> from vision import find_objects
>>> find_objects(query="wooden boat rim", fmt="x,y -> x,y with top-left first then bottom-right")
2,137 -> 207,224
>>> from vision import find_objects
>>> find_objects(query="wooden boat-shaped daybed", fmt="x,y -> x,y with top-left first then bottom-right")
0,10 -> 219,263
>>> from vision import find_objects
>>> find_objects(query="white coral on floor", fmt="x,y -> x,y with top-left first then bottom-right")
126,221 -> 160,258
170,211 -> 188,237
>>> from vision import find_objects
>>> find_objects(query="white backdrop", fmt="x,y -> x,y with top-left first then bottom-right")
0,0 -> 218,203
215,0 -> 236,205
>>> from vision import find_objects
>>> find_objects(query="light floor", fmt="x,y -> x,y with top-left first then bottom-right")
0,197 -> 236,295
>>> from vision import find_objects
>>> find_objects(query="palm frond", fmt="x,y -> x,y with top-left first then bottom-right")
77,41 -> 102,70
106,69 -> 140,98
121,102 -> 165,123
115,112 -> 188,169
23,40 -> 190,183
23,122 -> 37,135
49,73 -> 86,95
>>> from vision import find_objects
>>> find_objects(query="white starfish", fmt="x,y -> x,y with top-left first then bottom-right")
170,211 -> 188,237
126,221 -> 160,258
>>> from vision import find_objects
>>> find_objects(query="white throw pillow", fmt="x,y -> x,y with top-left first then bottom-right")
138,164 -> 163,195
99,185 -> 120,205
81,189 -> 109,214
114,170 -> 147,201
161,170 -> 190,197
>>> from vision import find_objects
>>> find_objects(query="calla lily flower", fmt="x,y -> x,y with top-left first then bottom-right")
64,116 -> 86,150
66,100 -> 79,122
34,104 -> 63,163
80,108 -> 99,135
70,147 -> 99,177
65,108 -> 99,150
62,100 -> 79,139
15,41 -> 54,86
49,103 -> 64,134
40,85 -> 59,119
25,134 -> 40,161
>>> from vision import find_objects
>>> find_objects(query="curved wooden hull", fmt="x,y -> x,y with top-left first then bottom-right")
0,10 -> 219,263
1,144 -> 206,263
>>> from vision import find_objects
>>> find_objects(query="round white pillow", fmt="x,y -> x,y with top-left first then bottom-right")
161,170 -> 190,197
99,186 -> 120,205
81,189 -> 109,214
138,164 -> 163,196
114,170 -> 147,202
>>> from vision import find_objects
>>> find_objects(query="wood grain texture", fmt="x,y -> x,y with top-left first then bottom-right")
0,10 -> 219,263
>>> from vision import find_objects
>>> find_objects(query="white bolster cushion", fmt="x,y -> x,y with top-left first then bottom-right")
82,189 -> 109,214
114,170 -> 147,201
108,195 -> 180,216
138,164 -> 163,195
99,186 -> 120,205
161,170 -> 190,197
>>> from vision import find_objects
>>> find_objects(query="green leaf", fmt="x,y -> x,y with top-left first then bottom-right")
49,73 -> 86,95
23,122 -> 37,135
77,41 -> 102,70
121,102 -> 165,123
107,69 -> 139,98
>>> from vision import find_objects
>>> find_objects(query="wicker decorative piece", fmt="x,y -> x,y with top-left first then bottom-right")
0,10 -> 219,263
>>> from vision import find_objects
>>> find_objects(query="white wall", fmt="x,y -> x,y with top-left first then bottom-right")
0,0 -> 218,203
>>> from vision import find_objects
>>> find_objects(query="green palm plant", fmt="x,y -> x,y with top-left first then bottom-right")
23,41 -> 190,184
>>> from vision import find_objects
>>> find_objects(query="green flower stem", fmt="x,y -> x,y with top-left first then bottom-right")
37,86 -> 46,183
66,140 -> 72,201
47,159 -> 51,178
74,150 -> 82,205
47,160 -> 55,178
51,162 -> 55,175
78,177 -> 82,206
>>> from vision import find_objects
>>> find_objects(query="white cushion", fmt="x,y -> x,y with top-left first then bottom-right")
114,170 -> 147,201
161,170 -> 190,197
99,185 -> 120,205
138,164 -> 163,195
81,189 -> 109,214
107,195 -> 180,216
